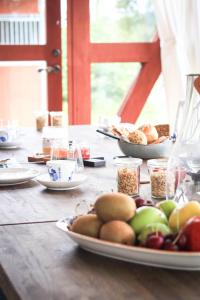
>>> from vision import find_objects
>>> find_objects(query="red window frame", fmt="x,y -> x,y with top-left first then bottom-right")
0,0 -> 62,112
67,0 -> 161,125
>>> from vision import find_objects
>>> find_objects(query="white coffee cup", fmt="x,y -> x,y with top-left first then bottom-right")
0,130 -> 9,143
47,160 -> 77,182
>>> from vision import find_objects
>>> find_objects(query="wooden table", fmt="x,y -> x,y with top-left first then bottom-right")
0,126 -> 200,300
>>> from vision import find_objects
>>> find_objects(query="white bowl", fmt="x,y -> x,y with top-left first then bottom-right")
118,139 -> 173,160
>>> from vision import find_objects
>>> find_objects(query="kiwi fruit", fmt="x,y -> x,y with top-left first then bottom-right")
95,192 -> 136,222
71,214 -> 102,238
100,220 -> 135,245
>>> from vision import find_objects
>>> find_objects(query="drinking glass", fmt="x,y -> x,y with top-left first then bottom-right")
47,139 -> 84,182
42,126 -> 68,155
35,111 -> 48,132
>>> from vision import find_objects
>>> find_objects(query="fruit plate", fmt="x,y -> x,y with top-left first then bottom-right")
56,217 -> 200,271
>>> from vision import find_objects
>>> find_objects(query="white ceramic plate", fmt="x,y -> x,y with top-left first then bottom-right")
0,141 -> 21,149
0,168 -> 40,186
36,173 -> 87,190
56,218 -> 200,271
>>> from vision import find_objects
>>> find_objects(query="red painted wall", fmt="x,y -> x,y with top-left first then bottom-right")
0,0 -> 39,14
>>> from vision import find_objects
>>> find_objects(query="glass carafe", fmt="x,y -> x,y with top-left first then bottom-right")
167,74 -> 200,205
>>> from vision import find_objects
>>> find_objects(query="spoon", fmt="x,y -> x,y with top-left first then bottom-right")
96,129 -> 130,143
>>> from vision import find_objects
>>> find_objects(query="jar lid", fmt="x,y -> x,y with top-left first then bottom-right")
147,158 -> 168,168
113,156 -> 142,166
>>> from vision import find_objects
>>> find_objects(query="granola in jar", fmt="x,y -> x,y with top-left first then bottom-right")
147,159 -> 175,199
114,157 -> 142,196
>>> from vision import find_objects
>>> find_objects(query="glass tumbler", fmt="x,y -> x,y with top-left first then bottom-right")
50,111 -> 64,127
51,139 -> 84,172
147,159 -> 175,200
42,126 -> 68,155
35,111 -> 48,132
114,157 -> 142,196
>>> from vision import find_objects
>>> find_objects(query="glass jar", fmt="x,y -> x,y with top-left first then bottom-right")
49,111 -> 64,127
114,157 -> 142,196
79,141 -> 90,160
35,111 -> 48,132
167,74 -> 200,205
147,159 -> 175,199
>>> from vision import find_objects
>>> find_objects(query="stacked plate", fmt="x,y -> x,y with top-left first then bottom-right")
0,168 -> 40,186
0,141 -> 21,149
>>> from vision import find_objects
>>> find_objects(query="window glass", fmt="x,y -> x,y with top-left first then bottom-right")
90,0 -> 156,42
91,62 -> 141,123
0,0 -> 46,45
136,75 -> 168,126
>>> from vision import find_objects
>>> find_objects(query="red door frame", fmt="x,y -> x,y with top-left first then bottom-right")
0,0 -> 62,112
67,0 -> 161,124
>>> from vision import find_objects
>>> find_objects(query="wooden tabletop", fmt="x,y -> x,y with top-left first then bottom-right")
0,126 -> 122,225
0,126 -> 200,300
1,222 -> 200,300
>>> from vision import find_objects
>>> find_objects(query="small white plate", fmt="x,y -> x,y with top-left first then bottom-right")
56,218 -> 200,271
0,168 -> 40,186
0,141 -> 21,149
36,173 -> 87,190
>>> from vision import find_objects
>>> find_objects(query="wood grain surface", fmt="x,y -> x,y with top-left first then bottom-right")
2,125 -> 186,300
0,126 -> 148,225
1,222 -> 200,300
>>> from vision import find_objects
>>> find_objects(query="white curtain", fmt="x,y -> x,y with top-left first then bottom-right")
153,0 -> 200,131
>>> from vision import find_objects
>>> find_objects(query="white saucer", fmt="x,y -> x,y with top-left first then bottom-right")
0,180 -> 30,187
0,141 -> 21,149
36,173 -> 87,190
0,168 -> 40,186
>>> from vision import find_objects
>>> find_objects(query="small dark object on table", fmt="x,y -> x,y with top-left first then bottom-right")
83,157 -> 106,167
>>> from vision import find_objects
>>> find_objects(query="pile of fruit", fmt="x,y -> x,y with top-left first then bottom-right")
70,192 -> 200,252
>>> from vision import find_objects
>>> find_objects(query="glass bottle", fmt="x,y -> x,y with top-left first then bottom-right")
167,74 -> 200,205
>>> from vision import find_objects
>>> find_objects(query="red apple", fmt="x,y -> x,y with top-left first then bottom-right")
180,216 -> 200,251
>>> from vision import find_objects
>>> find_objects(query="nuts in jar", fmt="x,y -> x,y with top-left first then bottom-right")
114,157 -> 142,196
147,159 -> 175,199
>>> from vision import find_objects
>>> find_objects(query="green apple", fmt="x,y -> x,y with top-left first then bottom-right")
138,223 -> 171,243
130,206 -> 168,234
156,200 -> 177,218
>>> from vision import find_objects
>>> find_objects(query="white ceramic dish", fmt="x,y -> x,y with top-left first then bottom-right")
96,129 -> 172,159
56,218 -> 200,271
0,168 -> 40,186
118,139 -> 173,159
0,141 -> 21,149
36,173 -> 87,190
